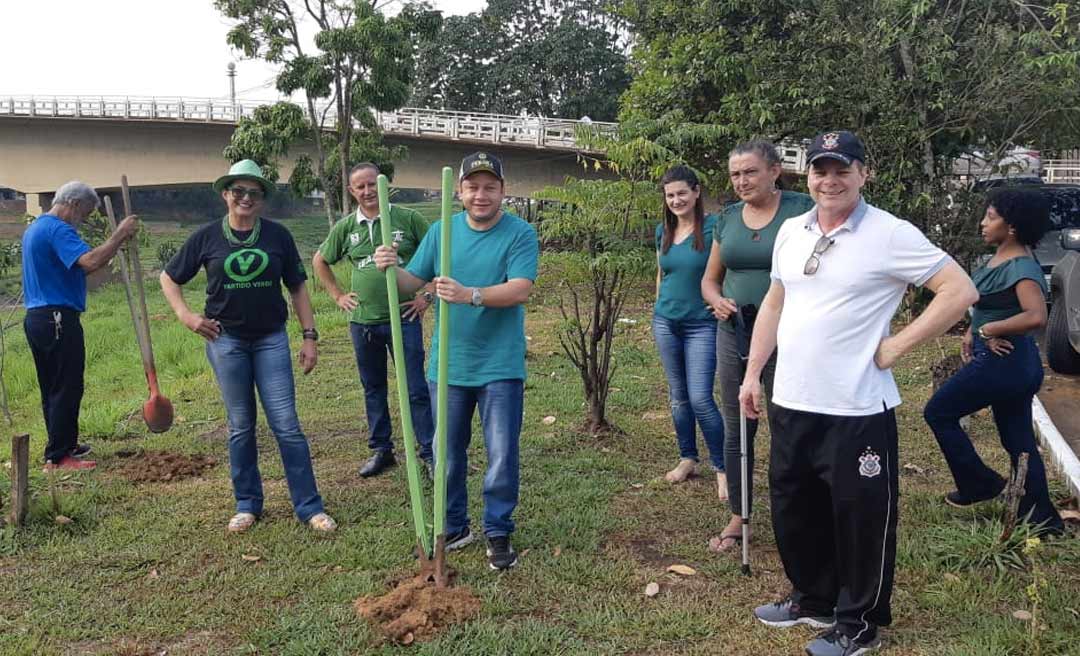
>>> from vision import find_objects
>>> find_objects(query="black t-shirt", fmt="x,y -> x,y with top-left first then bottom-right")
165,218 -> 307,339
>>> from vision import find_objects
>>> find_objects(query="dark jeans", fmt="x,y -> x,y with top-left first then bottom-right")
431,379 -> 523,538
769,404 -> 899,639
716,325 -> 776,514
349,318 -> 434,461
24,307 -> 84,462
206,328 -> 325,522
652,315 -> 725,470
924,335 -> 1063,532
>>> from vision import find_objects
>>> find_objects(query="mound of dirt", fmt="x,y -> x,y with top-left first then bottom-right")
355,575 -> 481,644
114,450 -> 217,483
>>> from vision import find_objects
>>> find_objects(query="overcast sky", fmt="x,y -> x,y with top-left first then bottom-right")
1,0 -> 486,99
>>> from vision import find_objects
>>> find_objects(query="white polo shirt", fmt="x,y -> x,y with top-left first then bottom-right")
770,198 -> 950,416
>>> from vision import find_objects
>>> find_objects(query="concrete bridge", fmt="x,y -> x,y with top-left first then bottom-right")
0,96 -> 620,213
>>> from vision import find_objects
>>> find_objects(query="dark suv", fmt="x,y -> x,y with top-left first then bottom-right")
1033,184 -> 1080,373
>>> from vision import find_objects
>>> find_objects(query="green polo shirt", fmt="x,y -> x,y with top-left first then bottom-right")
318,204 -> 430,324
714,191 -> 815,332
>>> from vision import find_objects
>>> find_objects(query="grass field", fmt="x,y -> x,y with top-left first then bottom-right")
0,216 -> 1077,655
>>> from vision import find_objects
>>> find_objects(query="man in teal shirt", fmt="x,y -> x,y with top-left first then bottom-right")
374,152 -> 539,571
313,163 -> 435,478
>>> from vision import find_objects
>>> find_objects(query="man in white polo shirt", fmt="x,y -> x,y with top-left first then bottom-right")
739,131 -> 977,656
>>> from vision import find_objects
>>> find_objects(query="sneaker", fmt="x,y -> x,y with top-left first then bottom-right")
805,627 -> 881,656
227,512 -> 258,533
307,512 -> 337,533
42,456 -> 96,473
754,596 -> 836,629
70,444 -> 93,458
486,535 -> 518,570
945,476 -> 1007,508
445,527 -> 475,551
358,449 -> 396,478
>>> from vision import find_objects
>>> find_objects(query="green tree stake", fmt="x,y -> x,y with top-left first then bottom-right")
432,167 -> 453,586
377,174 -> 431,561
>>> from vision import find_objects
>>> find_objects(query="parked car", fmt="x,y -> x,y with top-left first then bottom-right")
1048,226 -> 1080,374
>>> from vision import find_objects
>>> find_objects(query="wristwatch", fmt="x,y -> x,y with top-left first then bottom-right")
421,290 -> 435,304
977,326 -> 989,340
302,328 -> 319,341
470,287 -> 483,307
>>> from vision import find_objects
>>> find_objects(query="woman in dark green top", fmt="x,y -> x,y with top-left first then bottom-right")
701,140 -> 814,552
653,166 -> 726,491
924,187 -> 1063,534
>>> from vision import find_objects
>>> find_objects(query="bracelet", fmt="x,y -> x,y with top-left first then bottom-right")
977,326 -> 989,340
302,328 -> 319,341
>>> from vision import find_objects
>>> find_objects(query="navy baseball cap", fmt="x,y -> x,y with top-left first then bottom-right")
807,131 -> 866,166
459,152 -> 504,181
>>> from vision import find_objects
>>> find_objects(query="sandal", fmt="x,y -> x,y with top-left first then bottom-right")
307,512 -> 338,533
227,512 -> 258,533
707,532 -> 743,553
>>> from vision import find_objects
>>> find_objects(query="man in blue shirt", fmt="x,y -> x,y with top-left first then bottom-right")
374,152 -> 539,571
22,181 -> 138,471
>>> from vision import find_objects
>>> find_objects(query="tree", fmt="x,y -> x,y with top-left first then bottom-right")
616,0 -> 1080,267
411,0 -> 631,121
534,137 -> 676,434
215,0 -> 440,225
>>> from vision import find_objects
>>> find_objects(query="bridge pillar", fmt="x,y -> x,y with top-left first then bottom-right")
24,193 -> 50,216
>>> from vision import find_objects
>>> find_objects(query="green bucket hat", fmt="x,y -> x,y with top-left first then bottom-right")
213,159 -> 274,197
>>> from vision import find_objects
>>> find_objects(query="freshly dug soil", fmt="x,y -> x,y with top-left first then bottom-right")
114,450 -> 217,483
355,575 -> 481,644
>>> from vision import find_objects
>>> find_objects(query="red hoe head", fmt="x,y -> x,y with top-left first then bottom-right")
143,393 -> 174,433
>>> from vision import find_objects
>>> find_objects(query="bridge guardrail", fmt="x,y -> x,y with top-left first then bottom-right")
0,95 -> 615,152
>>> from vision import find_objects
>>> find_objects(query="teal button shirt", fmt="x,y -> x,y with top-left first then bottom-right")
654,215 -> 718,322
407,211 -> 539,386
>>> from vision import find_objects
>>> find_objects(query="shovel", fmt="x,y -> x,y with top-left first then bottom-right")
110,177 -> 174,433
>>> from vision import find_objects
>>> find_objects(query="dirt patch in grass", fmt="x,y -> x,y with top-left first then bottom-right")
355,574 -> 481,644
113,450 -> 217,484
930,353 -> 965,392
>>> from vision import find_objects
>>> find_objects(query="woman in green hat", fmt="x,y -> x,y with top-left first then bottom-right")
160,160 -> 336,533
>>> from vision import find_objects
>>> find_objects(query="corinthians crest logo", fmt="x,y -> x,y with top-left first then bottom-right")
858,447 -> 882,478
822,132 -> 841,150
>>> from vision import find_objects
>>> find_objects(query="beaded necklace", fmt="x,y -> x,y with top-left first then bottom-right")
221,215 -> 261,248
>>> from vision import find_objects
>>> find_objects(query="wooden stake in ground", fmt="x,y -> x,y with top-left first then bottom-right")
1001,452 -> 1030,542
9,433 -> 29,526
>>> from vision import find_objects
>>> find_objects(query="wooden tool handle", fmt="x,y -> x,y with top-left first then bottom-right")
120,176 -> 158,377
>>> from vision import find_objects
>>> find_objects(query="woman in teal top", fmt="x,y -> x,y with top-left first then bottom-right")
700,139 -> 815,552
653,165 -> 726,492
925,187 -> 1063,535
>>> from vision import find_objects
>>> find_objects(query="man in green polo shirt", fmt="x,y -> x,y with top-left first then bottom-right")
312,163 -> 435,478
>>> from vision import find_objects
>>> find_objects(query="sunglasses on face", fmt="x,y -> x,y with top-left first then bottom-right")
228,187 -> 264,201
803,235 -> 835,276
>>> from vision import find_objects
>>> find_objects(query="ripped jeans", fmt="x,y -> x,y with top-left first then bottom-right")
652,315 -> 725,471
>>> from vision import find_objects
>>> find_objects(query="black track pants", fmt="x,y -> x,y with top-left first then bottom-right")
768,403 -> 899,640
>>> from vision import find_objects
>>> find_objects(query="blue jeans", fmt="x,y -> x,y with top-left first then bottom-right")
349,318 -> 434,461
652,315 -> 725,471
206,328 -> 324,522
924,335 -> 1063,532
430,379 -> 523,538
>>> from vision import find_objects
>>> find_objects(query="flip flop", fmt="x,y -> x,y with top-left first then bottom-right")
708,532 -> 743,553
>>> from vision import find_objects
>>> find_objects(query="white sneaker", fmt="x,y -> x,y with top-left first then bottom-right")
228,512 -> 257,533
307,512 -> 337,533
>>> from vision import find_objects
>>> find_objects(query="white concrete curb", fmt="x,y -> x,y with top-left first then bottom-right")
1032,395 -> 1080,499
